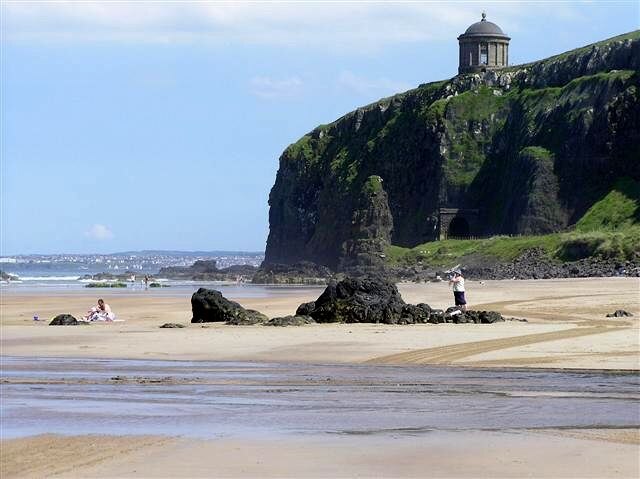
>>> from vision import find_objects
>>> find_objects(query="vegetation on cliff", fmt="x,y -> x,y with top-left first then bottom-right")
387,177 -> 640,266
575,177 -> 640,232
265,31 -> 640,270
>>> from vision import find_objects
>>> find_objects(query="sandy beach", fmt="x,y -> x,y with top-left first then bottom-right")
1,278 -> 639,369
2,278 -> 639,478
3,430 -> 639,478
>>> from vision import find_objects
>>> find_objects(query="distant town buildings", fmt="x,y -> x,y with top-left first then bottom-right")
0,252 -> 264,276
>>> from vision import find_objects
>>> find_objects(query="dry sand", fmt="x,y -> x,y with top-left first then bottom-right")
2,278 -> 639,478
2,430 -> 639,478
1,278 -> 638,369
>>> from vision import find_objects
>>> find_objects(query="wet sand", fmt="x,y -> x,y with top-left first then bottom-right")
5,358 -> 637,438
1,278 -> 638,369
2,357 -> 639,478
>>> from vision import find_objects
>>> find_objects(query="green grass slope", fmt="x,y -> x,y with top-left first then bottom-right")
575,177 -> 640,231
387,178 -> 640,266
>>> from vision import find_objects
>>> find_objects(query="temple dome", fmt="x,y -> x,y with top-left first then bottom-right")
460,13 -> 509,38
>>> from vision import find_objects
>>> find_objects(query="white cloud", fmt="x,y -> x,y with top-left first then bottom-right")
249,75 -> 303,99
1,2 -> 568,50
85,224 -> 114,240
337,71 -> 412,97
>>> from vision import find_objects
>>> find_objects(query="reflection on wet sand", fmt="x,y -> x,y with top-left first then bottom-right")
2,357 -> 639,439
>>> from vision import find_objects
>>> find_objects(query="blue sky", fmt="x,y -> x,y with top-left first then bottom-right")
2,1 -> 638,254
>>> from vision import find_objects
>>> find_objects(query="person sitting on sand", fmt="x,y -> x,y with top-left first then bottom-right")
83,298 -> 115,321
449,270 -> 467,312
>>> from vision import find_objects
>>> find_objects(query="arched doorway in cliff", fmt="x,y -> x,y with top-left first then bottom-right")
437,208 -> 481,240
448,217 -> 470,238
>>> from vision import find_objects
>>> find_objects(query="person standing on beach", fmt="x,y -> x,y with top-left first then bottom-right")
144,275 -> 149,289
449,271 -> 467,312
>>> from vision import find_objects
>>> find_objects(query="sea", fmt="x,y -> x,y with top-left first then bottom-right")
0,252 -> 313,297
0,272 -> 319,298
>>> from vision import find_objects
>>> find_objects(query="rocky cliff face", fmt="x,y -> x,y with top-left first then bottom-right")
265,32 -> 640,269
338,175 -> 393,273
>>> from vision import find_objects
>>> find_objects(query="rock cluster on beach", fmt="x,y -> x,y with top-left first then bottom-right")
252,261 -> 333,285
299,277 -> 506,325
81,271 -> 148,282
160,260 -> 257,282
190,278 -> 510,327
248,250 -> 640,286
264,315 -> 316,327
606,310 -> 634,318
191,287 -> 318,326
461,249 -> 640,281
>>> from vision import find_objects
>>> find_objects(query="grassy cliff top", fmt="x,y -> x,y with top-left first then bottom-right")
286,30 -> 639,152
507,30 -> 640,71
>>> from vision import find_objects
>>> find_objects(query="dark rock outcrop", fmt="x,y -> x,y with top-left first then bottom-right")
252,261 -> 333,284
441,307 -> 505,324
303,277 -> 406,324
81,271 -> 148,282
264,315 -> 316,326
49,314 -> 85,326
225,312 -> 268,326
444,306 -> 467,323
463,310 -> 505,324
297,277 -> 507,325
606,309 -> 634,317
429,309 -> 445,323
191,288 -> 268,324
339,176 -> 394,275
222,264 -> 260,276
159,261 -> 257,281
399,303 -> 432,324
159,323 -> 186,328
161,260 -> 218,277
463,248 -> 640,280
296,301 -> 316,316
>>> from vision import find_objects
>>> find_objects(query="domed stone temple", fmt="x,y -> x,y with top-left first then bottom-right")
458,13 -> 510,74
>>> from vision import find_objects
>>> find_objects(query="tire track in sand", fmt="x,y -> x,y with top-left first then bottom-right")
365,325 -> 623,365
471,293 -> 618,323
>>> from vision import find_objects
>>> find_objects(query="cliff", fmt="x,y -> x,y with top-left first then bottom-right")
265,31 -> 640,270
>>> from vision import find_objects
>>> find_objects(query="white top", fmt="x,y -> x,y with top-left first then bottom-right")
452,277 -> 465,292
